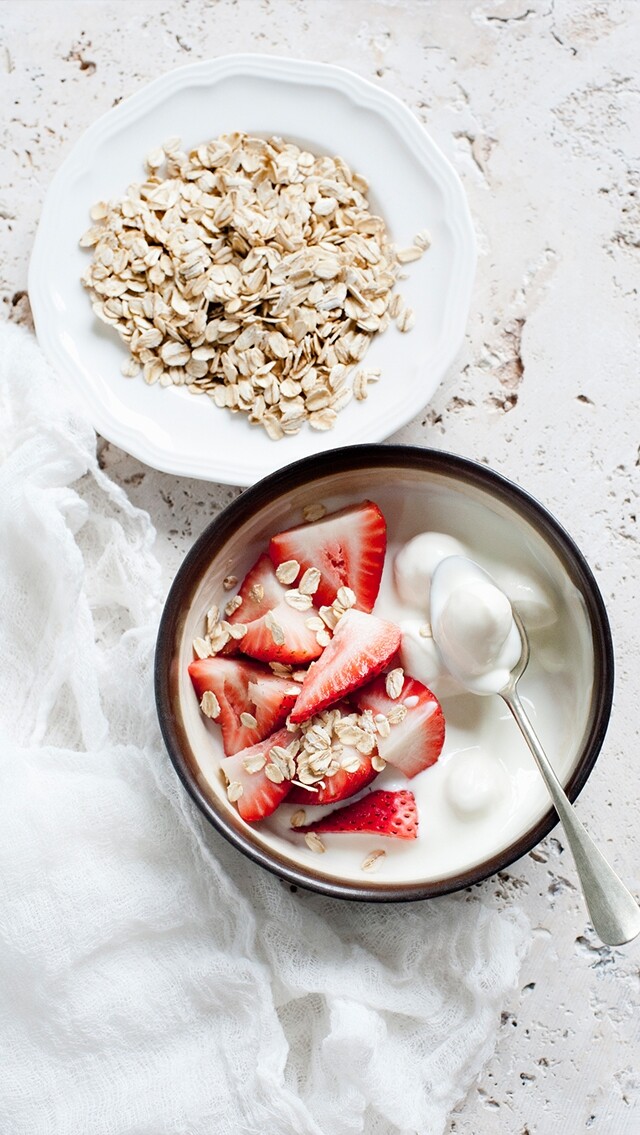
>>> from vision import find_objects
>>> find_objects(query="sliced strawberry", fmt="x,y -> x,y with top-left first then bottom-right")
247,674 -> 299,719
269,500 -> 386,612
226,553 -> 283,625
188,656 -> 299,755
296,789 -> 418,840
240,600 -> 323,665
354,674 -> 445,778
223,728 -> 294,821
289,608 -> 401,724
288,745 -> 380,806
221,553 -> 322,665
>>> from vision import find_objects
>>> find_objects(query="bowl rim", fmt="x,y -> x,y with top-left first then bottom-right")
154,443 -> 615,901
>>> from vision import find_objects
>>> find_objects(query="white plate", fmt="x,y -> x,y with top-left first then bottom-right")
29,55 -> 476,486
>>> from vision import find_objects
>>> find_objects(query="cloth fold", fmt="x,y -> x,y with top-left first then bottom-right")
0,321 -> 529,1135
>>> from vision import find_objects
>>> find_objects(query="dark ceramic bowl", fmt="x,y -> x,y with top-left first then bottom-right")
155,445 -> 614,901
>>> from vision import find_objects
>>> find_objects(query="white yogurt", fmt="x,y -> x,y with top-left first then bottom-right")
394,531 -> 467,612
491,566 -> 557,630
444,749 -> 508,817
430,556 -> 522,695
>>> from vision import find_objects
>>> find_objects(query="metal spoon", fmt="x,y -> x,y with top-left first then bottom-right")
502,609 -> 640,947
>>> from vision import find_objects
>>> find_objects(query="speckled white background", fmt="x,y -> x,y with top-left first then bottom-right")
2,1 -> 639,1131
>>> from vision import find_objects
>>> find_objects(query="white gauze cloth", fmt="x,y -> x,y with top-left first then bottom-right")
0,322 -> 529,1135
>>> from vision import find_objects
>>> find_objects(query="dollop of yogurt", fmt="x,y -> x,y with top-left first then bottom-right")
430,556 -> 523,695
445,750 -> 507,817
490,566 -> 557,630
394,532 -> 467,612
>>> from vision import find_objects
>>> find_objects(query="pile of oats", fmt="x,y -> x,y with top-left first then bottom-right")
222,701 -> 393,802
80,132 -> 429,439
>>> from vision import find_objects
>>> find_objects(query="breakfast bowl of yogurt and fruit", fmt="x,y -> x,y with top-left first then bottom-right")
155,445 -> 613,900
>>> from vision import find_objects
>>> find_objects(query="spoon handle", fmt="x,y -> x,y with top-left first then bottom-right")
502,688 -> 640,947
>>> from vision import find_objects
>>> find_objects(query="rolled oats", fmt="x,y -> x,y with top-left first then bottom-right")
387,703 -> 408,725
396,307 -> 416,333
302,502 -> 327,523
340,751 -> 362,773
305,615 -> 325,632
200,690 -> 220,719
304,832 -> 326,854
226,622 -> 247,640
335,586 -> 356,610
353,369 -> 369,401
355,731 -> 376,755
209,623 -> 231,653
81,132 -> 428,439
361,849 -> 386,872
374,714 -> 391,739
395,245 -> 424,264
224,594 -> 243,617
205,605 -> 220,634
265,610 -> 285,646
284,589 -> 313,611
243,751 -> 267,774
298,567 -> 321,595
275,559 -> 300,585
121,357 -> 141,378
385,668 -> 405,700
318,604 -> 340,630
192,636 -> 213,660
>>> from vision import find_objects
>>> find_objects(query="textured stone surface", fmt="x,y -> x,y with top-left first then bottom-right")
2,1 -> 639,1131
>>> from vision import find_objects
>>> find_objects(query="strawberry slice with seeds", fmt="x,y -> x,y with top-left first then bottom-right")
288,745 -> 380,806
289,608 -> 401,724
226,553 -> 283,625
269,500 -> 387,612
188,656 -> 299,755
296,789 -> 418,840
240,600 -> 324,665
355,674 -> 445,778
223,728 -> 294,822
223,554 -> 322,665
